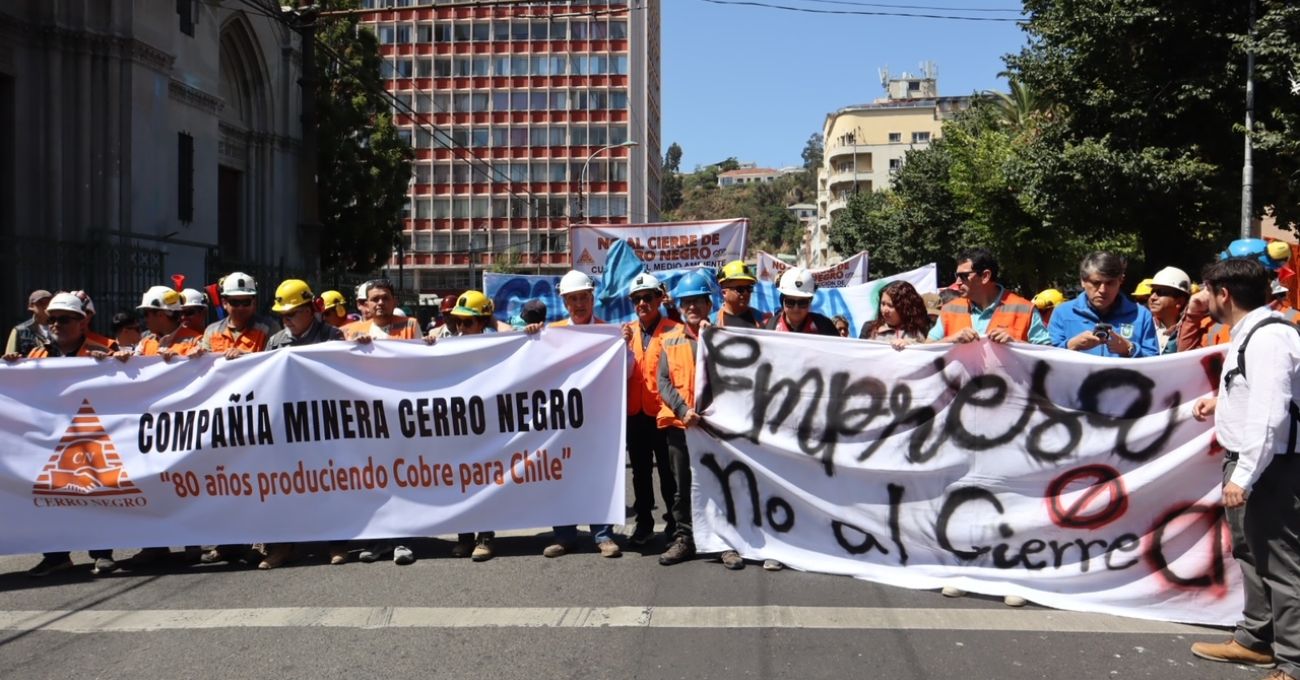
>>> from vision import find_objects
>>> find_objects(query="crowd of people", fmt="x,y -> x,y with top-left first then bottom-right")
6,241 -> 1300,680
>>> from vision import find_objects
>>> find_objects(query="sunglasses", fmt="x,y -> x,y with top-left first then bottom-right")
782,298 -> 811,308
48,315 -> 81,325
680,295 -> 711,307
955,271 -> 976,281
630,293 -> 659,304
449,317 -> 480,328
225,298 -> 254,307
728,286 -> 754,295
182,308 -> 205,316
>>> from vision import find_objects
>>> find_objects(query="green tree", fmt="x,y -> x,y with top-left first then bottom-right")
1006,0 -> 1300,268
801,133 -> 824,172
661,142 -> 684,213
316,0 -> 414,274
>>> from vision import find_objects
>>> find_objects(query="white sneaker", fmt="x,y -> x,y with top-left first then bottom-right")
393,545 -> 415,565
941,586 -> 966,598
358,542 -> 390,563
1003,595 -> 1028,607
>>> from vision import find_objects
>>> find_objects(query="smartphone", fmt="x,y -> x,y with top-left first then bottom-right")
1093,322 -> 1112,341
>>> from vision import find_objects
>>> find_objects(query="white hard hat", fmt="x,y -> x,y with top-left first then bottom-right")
69,290 -> 95,315
1273,281 -> 1289,297
1150,266 -> 1191,295
137,286 -> 183,312
220,272 -> 257,296
777,267 -> 816,299
393,308 -> 407,317
628,272 -> 662,295
557,270 -> 595,296
355,282 -> 369,302
46,292 -> 86,317
181,288 -> 208,307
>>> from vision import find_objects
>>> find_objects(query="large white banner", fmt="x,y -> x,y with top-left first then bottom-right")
689,328 -> 1237,626
569,219 -> 748,275
756,251 -> 870,288
0,329 -> 627,554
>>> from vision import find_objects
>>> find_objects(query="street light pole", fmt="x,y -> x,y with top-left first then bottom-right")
1241,0 -> 1256,239
578,141 -> 638,222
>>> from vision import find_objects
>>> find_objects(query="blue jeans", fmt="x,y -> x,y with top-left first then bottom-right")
552,524 -> 614,544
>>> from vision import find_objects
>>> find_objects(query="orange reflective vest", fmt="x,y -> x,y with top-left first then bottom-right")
938,291 -> 1035,341
657,326 -> 696,430
627,316 -> 679,417
342,317 -> 422,340
201,318 -> 274,353
85,330 -> 119,352
138,326 -> 203,356
28,338 -> 110,358
1200,316 -> 1232,347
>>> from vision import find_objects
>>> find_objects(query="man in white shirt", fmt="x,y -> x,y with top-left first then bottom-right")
1191,258 -> 1300,680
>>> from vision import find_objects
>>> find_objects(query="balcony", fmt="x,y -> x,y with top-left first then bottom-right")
826,145 -> 875,163
826,170 -> 874,189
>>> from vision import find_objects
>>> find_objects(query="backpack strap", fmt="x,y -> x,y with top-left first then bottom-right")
1225,316 -> 1300,451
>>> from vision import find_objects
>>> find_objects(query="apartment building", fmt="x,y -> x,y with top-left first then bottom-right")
359,0 -> 661,292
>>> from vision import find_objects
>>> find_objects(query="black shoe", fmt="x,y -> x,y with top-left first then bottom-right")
658,538 -> 695,566
91,557 -> 118,576
27,555 -> 73,577
629,525 -> 654,546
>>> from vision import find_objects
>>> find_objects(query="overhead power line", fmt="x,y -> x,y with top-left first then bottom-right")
697,0 -> 1023,21
797,0 -> 1021,13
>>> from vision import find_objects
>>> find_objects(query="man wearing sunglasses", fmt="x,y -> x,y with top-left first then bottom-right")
765,268 -> 837,335
714,260 -> 768,329
624,272 -> 681,547
929,248 -> 1051,346
130,286 -> 202,359
195,272 -> 276,359
3,293 -> 117,577
179,288 -> 209,333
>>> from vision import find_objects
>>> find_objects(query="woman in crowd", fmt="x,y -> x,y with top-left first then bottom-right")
858,281 -> 931,349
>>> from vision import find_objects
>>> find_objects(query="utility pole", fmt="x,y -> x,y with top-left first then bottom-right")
1240,0 -> 1256,239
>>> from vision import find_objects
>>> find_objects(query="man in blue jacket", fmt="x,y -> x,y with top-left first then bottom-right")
1049,251 -> 1159,358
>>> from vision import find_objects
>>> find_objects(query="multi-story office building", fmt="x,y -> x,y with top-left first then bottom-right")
359,0 -> 661,294
802,68 -> 971,267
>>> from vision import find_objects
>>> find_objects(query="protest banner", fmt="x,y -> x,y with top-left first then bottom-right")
0,329 -> 627,554
688,328 -> 1237,626
569,219 -> 747,276
756,251 -> 870,288
485,273 -> 566,325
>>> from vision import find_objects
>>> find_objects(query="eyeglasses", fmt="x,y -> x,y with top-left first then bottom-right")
782,298 -> 811,309
226,298 -> 254,308
630,293 -> 659,305
48,315 -> 81,325
728,286 -> 754,295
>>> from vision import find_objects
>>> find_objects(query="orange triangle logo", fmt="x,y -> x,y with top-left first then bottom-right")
33,399 -> 140,497
577,248 -> 595,265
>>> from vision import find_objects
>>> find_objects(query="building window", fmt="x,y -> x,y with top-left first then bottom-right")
911,131 -> 931,143
909,80 -> 921,91
177,0 -> 195,37
889,158 -> 902,171
177,132 -> 194,223
888,132 -> 902,143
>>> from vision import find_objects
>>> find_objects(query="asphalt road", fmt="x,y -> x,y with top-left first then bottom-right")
0,519 -> 1267,680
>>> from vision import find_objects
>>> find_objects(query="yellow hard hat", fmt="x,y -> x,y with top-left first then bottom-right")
1032,288 -> 1065,310
1268,240 -> 1292,262
718,260 -> 756,284
1190,282 -> 1201,295
1132,278 -> 1155,297
320,290 -> 347,317
451,290 -> 494,317
271,279 -> 314,313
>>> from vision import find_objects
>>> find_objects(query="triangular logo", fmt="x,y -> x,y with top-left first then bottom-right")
577,248 -> 595,265
33,400 -> 140,497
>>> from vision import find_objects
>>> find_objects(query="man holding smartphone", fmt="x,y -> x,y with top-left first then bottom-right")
1049,251 -> 1159,357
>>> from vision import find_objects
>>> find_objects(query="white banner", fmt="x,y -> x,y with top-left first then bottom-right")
0,329 -> 627,554
569,219 -> 748,275
756,251 -> 870,288
689,328 -> 1237,625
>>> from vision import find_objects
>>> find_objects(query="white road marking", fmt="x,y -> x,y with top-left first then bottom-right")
0,606 -> 1224,635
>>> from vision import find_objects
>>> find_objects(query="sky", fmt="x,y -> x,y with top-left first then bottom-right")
659,0 -> 1029,171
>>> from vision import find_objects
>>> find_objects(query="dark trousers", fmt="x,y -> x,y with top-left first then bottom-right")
457,532 -> 495,543
628,413 -> 676,534
1226,456 -> 1274,655
664,427 -> 692,542
1242,455 -> 1300,678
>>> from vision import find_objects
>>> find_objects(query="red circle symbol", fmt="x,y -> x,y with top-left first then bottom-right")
1046,464 -> 1129,530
